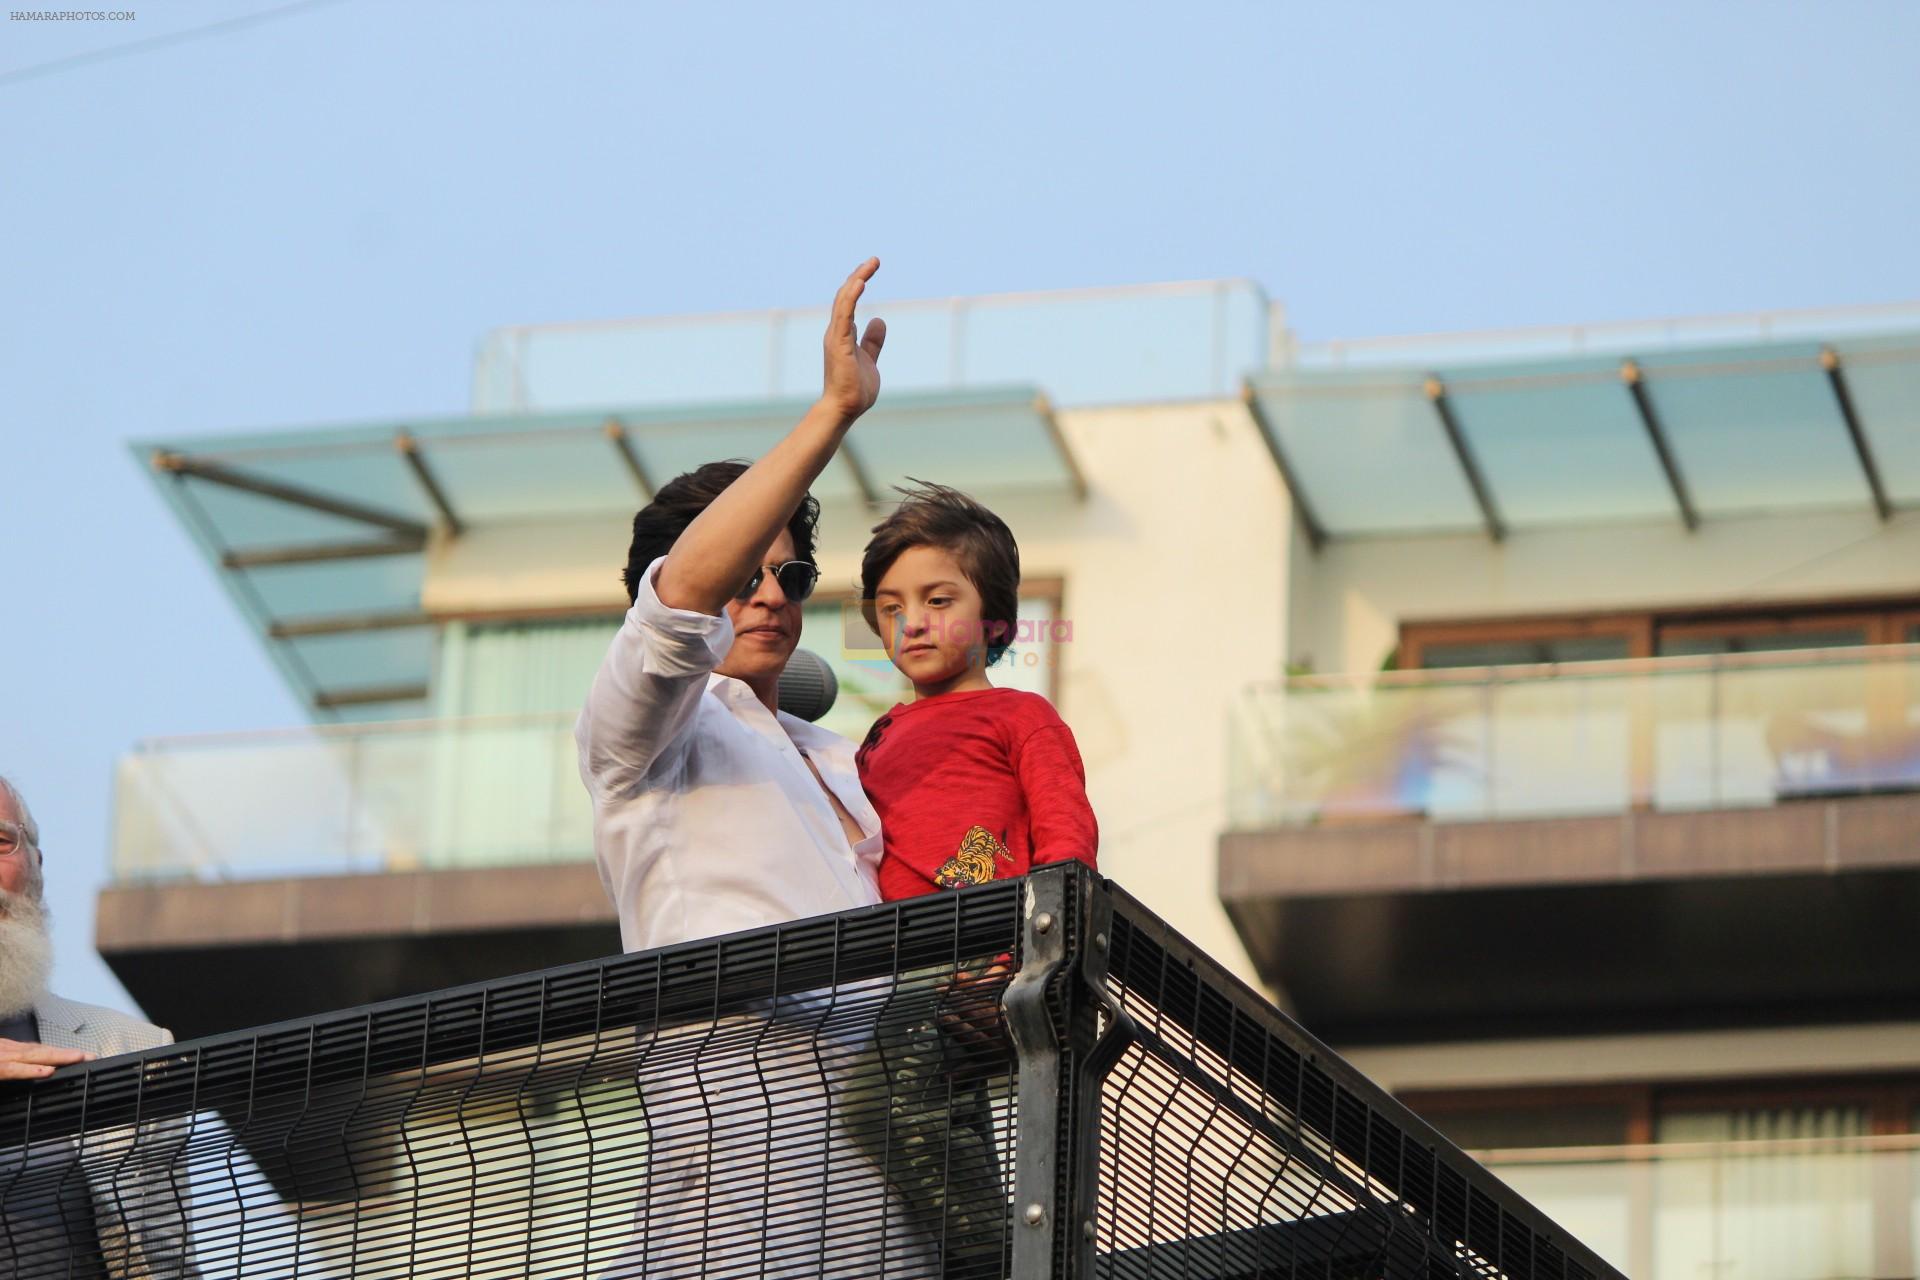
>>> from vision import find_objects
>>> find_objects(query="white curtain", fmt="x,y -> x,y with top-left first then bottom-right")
419,620 -> 618,867
436,619 -> 621,718
1653,1106 -> 1872,1280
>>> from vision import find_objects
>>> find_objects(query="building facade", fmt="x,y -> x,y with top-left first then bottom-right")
1231,309 -> 1920,1279
101,283 -> 1920,1278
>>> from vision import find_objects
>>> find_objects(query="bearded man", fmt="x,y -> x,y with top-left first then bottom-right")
1,774 -> 198,1278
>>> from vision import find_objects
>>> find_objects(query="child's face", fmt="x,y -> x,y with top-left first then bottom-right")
872,545 -> 988,688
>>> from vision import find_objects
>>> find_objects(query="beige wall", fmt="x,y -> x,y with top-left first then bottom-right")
1003,402 -> 1288,983
420,398 -> 1292,986
423,515 -> 631,615
1290,508 -> 1920,677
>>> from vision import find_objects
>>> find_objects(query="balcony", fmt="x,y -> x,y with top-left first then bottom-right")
15,867 -> 1625,1280
99,712 -> 615,1037
1220,645 -> 1920,1042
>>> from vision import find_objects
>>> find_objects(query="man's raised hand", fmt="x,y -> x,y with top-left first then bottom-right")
821,257 -> 887,422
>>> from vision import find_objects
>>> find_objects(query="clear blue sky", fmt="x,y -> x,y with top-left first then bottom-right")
3,0 -> 1917,1016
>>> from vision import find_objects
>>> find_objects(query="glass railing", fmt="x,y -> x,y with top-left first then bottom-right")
471,279 -> 1271,412
1229,644 -> 1920,828
111,712 -> 588,882
1290,298 -> 1920,369
1475,1133 -> 1920,1280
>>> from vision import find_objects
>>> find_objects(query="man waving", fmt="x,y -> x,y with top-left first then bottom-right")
577,258 -> 890,952
577,259 -> 936,1278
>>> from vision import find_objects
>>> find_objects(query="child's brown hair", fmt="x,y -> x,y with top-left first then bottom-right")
860,480 -> 1021,666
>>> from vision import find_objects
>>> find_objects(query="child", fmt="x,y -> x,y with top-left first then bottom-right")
847,481 -> 1098,1278
855,482 -> 1098,890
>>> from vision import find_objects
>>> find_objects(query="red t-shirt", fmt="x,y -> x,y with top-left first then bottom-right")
856,686 -> 1099,901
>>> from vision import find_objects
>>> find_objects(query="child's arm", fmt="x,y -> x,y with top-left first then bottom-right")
1015,720 -> 1099,868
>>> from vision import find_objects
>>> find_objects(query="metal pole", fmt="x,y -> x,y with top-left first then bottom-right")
1820,346 -> 1894,521
1004,869 -> 1072,1280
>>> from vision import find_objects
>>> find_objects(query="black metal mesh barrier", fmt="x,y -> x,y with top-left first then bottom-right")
1084,881 -> 1617,1280
0,867 -> 1623,1280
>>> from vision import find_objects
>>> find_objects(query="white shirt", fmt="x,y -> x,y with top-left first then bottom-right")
575,555 -> 885,954
575,562 -> 937,1278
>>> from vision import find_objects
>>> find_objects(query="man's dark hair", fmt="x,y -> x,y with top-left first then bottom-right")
860,480 -> 1020,666
623,460 -> 821,604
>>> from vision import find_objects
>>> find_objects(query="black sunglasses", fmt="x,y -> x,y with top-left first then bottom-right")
734,560 -> 820,603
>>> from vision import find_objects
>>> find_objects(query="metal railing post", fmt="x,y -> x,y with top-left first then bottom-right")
1005,864 -> 1134,1280
1004,868 -> 1073,1280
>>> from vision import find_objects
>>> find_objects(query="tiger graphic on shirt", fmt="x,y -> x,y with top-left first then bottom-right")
934,825 -> 1016,888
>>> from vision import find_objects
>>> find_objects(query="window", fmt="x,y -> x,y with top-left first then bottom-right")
799,589 -> 1065,743
426,588 -> 1070,746
1401,597 -> 1920,671
1421,635 -> 1633,669
1401,618 -> 1651,670
436,617 -> 623,718
1402,1081 -> 1920,1280
1419,1103 -> 1630,1151
1911,1104 -> 1920,1278
1657,621 -> 1872,658
1654,1106 -> 1875,1280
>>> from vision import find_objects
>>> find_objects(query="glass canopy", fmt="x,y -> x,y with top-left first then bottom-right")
135,386 -> 1078,719
1247,330 -> 1920,543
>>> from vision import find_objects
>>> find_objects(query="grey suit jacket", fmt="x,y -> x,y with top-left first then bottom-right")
31,993 -> 199,1280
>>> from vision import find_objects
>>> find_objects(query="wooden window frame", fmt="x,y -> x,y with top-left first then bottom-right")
807,574 -> 1067,706
1400,592 -> 1920,671
1656,611 -> 1890,652
1655,1075 -> 1920,1137
1401,615 -> 1653,670
1398,1082 -> 1653,1144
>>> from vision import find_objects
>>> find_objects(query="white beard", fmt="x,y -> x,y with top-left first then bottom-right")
0,890 -> 53,1020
